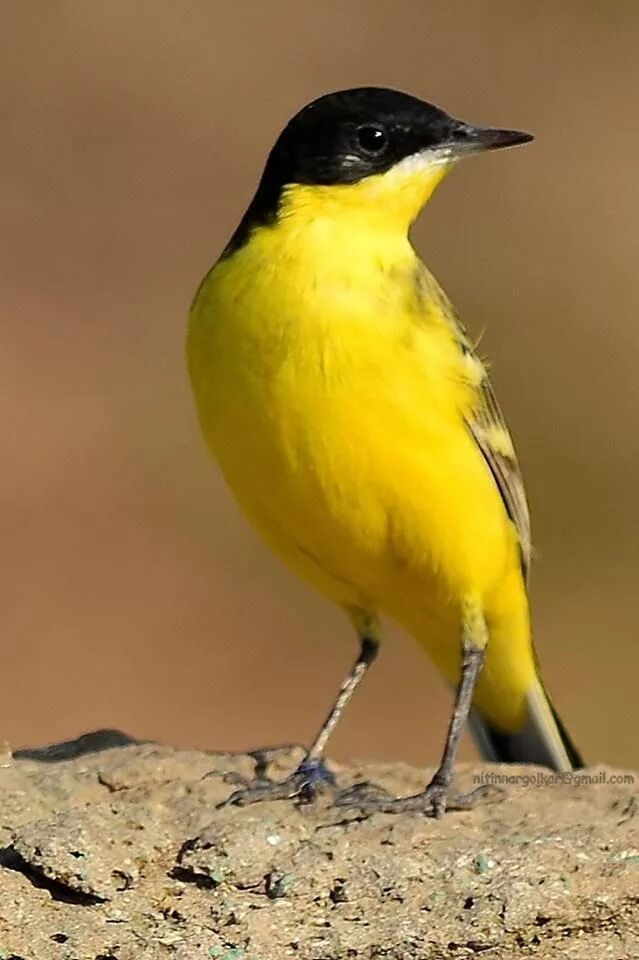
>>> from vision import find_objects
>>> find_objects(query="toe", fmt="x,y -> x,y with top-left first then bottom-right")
334,780 -> 392,807
217,759 -> 338,809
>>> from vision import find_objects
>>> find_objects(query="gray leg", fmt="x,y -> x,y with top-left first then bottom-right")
338,602 -> 491,818
305,635 -> 378,761
220,629 -> 379,807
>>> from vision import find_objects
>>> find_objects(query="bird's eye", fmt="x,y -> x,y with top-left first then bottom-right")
355,124 -> 388,155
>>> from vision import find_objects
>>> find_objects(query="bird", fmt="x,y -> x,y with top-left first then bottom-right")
187,86 -> 582,817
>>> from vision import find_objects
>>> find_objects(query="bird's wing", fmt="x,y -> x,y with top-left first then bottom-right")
467,371 -> 532,582
423,268 -> 532,581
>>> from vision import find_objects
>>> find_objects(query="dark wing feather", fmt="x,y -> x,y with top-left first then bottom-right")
418,266 -> 531,580
467,372 -> 532,582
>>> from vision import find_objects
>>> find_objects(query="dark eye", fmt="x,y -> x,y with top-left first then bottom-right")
355,124 -> 388,154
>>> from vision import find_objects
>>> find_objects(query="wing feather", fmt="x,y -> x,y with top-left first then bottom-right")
468,373 -> 532,581
418,266 -> 531,580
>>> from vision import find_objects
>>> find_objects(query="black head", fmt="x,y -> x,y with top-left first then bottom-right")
224,87 -> 532,255
266,87 -> 469,186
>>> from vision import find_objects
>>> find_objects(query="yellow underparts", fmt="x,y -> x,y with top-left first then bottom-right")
188,162 -> 536,732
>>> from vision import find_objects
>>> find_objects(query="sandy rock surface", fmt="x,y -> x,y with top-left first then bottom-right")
0,730 -> 637,959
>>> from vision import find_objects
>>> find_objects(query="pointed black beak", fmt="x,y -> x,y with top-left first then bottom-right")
446,121 -> 534,156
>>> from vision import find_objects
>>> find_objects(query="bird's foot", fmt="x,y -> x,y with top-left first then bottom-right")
219,755 -> 336,808
336,770 -> 498,818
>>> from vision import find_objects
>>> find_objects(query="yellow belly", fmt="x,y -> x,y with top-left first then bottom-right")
188,226 -> 534,729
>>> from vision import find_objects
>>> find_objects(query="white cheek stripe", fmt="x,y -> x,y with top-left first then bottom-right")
391,147 -> 455,177
342,148 -> 456,181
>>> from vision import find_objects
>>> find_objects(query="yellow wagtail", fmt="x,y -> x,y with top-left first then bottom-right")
188,87 -> 582,816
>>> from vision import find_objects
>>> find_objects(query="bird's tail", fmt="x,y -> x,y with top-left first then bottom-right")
470,677 -> 582,771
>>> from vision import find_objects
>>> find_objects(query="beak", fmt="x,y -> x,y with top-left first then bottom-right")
444,121 -> 534,156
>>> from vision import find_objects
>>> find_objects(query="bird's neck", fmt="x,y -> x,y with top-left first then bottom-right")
277,175 -> 439,242
257,184 -> 428,284
222,162 -> 452,264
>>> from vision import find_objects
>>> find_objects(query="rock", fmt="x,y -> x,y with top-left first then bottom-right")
0,732 -> 637,959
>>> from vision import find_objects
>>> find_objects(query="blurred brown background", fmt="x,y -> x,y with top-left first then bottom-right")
1,1 -> 637,768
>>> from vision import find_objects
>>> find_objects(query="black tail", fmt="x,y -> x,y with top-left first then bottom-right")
470,678 -> 583,770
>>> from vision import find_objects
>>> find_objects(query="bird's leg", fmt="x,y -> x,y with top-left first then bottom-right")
220,623 -> 379,807
338,601 -> 490,817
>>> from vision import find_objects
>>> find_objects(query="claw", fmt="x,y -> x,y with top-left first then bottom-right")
335,775 -> 498,818
218,756 -> 336,809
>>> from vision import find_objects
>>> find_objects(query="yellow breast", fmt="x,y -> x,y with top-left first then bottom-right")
188,195 -> 517,629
